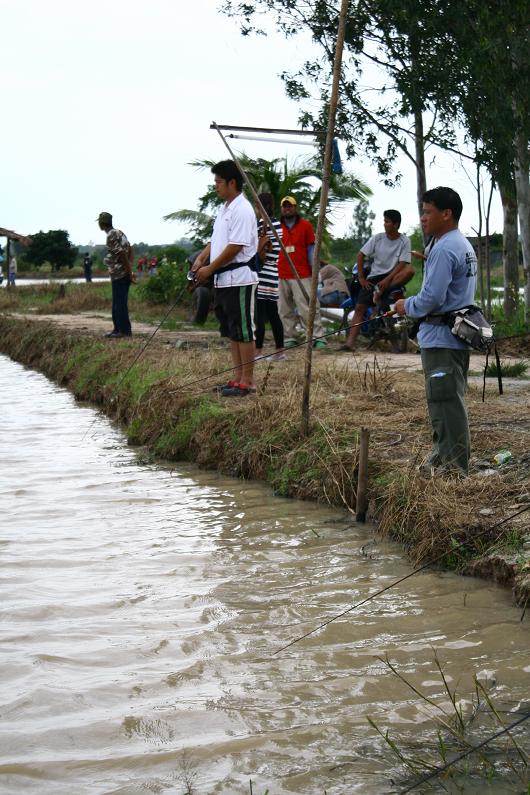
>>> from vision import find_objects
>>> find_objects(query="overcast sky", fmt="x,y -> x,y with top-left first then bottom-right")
2,0 -> 504,248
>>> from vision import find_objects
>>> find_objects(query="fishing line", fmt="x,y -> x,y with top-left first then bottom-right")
399,711 -> 530,793
169,311 -> 394,395
81,283 -> 190,441
273,504 -> 530,655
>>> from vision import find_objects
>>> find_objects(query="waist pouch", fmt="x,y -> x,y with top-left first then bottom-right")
421,306 -> 501,399
422,306 -> 494,350
217,257 -> 258,275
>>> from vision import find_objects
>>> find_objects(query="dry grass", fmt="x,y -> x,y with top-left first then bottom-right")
0,315 -> 528,597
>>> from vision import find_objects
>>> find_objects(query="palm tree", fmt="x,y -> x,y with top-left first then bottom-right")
164,154 -> 371,245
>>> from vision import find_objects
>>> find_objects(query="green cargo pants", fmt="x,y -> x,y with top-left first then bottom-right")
420,347 -> 471,474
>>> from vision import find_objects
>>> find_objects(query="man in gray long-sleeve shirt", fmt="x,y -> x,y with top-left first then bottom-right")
395,187 -> 477,475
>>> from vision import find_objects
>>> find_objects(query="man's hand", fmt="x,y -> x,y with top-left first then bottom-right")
358,275 -> 371,289
195,265 -> 212,285
191,255 -> 207,273
394,298 -> 407,316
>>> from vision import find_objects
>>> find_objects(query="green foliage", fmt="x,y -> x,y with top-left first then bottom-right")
491,302 -> 529,338
485,359 -> 529,379
329,198 -> 376,266
24,229 -> 79,271
155,398 -> 226,455
164,154 -> 371,243
136,261 -> 189,304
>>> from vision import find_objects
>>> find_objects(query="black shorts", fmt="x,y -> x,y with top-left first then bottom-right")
214,284 -> 256,342
356,273 -> 388,307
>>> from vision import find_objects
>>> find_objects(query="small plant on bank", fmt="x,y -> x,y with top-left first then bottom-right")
367,652 -> 529,792
485,359 -> 529,379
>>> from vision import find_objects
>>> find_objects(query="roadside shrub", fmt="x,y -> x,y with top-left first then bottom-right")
137,262 -> 189,304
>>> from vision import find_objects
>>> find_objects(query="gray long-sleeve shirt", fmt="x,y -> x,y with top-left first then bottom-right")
404,229 -> 477,349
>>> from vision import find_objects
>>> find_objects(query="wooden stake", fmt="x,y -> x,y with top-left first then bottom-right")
355,427 -> 370,522
301,0 -> 350,435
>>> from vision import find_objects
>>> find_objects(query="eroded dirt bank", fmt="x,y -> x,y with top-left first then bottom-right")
1,313 -> 529,603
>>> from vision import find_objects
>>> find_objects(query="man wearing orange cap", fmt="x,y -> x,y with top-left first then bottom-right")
277,196 -> 326,348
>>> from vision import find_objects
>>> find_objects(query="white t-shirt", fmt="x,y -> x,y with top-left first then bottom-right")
210,193 -> 258,288
360,232 -> 411,278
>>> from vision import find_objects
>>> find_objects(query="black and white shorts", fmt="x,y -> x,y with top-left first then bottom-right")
214,284 -> 256,343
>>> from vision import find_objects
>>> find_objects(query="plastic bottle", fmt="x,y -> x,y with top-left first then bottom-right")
493,451 -> 512,465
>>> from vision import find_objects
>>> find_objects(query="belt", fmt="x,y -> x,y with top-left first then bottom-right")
216,257 -> 257,275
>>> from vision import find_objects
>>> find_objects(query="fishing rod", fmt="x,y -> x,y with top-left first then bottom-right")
82,282 -> 190,441
169,309 -> 397,395
273,503 -> 530,655
399,711 -> 530,793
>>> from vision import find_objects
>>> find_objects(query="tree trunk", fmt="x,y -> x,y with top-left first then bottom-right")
499,176 -> 519,319
414,108 -> 427,241
514,133 -> 530,321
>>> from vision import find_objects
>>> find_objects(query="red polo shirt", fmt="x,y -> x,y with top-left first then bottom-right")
277,216 -> 315,279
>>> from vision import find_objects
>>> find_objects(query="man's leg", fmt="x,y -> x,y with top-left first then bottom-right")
238,341 -> 256,387
290,277 -> 327,346
255,298 -> 266,353
344,303 -> 368,350
278,279 -> 298,344
230,340 -> 243,383
114,277 -> 132,335
421,347 -> 471,473
266,300 -> 284,350
110,279 -> 118,332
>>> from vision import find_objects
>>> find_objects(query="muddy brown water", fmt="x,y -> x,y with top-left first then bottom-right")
0,355 -> 528,795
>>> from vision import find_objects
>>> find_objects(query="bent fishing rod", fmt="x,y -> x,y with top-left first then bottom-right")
273,503 -> 530,655
399,711 -> 530,793
170,309 -> 399,395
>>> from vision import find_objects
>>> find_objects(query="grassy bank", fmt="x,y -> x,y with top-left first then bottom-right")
0,312 -> 528,603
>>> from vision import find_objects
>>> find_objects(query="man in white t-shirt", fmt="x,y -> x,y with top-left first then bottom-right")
192,160 -> 258,397
342,210 -> 414,352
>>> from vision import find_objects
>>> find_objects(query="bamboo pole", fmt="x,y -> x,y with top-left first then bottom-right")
301,0 -> 350,435
355,428 -> 370,522
212,122 -> 310,300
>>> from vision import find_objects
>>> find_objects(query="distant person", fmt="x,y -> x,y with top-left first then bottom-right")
277,196 -> 326,349
83,252 -> 93,282
8,256 -> 17,286
341,209 -> 413,352
136,255 -> 147,280
192,159 -> 258,397
318,261 -> 349,306
254,192 -> 285,360
148,255 -> 158,276
395,187 -> 477,476
97,211 -> 134,338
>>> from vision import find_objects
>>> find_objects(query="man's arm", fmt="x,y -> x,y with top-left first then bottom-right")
356,251 -> 370,288
190,242 -> 211,273
395,247 -> 452,317
195,243 -> 243,284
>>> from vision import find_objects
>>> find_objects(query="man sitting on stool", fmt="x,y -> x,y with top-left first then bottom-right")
341,209 -> 414,352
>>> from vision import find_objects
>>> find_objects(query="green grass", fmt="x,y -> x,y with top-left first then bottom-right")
485,359 -> 529,378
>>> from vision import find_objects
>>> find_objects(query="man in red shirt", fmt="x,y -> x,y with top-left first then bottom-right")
277,196 -> 326,348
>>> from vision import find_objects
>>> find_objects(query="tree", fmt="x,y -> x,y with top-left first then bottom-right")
224,0 -> 530,318
349,198 -> 375,244
24,230 -> 78,271
164,153 -> 371,245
